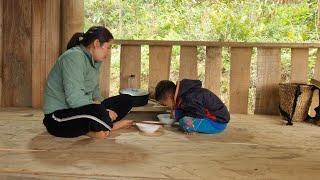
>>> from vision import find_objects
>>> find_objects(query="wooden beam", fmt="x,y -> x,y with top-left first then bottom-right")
255,48 -> 281,115
148,45 -> 172,98
229,48 -> 252,114
61,0 -> 84,52
0,0 -> 3,107
291,48 -> 309,83
205,47 -> 222,96
179,46 -> 197,80
3,0 -> 32,107
113,39 -> 320,48
120,45 -> 141,89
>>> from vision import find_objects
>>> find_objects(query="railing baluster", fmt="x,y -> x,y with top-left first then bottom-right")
291,48 -> 309,83
148,45 -> 172,98
255,48 -> 281,115
205,47 -> 222,96
120,45 -> 141,89
179,46 -> 198,79
229,47 -> 252,114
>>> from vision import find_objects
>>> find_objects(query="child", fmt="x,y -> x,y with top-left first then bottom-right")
155,79 -> 230,134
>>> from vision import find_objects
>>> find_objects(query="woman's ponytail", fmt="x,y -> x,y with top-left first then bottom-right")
66,32 -> 84,50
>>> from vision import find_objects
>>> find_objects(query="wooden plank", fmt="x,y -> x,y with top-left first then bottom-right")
148,45 -> 172,98
179,46 -> 197,79
314,48 -> 320,80
61,0 -> 84,51
113,39 -> 320,48
205,47 -> 222,96
45,0 -> 61,78
3,0 -> 32,107
100,49 -> 111,97
291,48 -> 309,83
31,0 -> 45,108
309,50 -> 320,116
229,48 -> 252,114
120,45 -> 141,89
0,0 -> 3,107
255,48 -> 281,115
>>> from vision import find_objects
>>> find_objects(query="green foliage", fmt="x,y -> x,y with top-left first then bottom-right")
85,0 -> 320,113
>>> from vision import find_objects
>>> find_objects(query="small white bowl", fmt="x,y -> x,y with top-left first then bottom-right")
135,123 -> 161,134
157,114 -> 175,127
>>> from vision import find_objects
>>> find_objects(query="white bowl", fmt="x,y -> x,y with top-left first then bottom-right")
157,114 -> 175,127
135,123 -> 161,134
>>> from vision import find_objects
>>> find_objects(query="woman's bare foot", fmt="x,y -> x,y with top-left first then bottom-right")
86,131 -> 110,139
112,120 -> 134,131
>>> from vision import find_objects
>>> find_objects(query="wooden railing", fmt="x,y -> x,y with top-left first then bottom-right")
97,40 -> 320,115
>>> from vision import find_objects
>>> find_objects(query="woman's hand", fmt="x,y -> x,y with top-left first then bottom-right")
112,120 -> 134,130
107,109 -> 118,121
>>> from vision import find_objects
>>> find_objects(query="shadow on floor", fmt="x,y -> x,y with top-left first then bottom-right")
28,130 -> 149,167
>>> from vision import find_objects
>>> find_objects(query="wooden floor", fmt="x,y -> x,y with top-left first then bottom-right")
0,108 -> 319,180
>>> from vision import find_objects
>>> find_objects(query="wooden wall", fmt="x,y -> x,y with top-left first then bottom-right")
0,0 -> 83,108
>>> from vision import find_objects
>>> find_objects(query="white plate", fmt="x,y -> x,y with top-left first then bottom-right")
135,123 -> 161,134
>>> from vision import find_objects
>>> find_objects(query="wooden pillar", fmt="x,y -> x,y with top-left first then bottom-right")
3,0 -> 32,107
290,48 -> 309,83
61,0 -> 84,51
31,0 -> 61,108
0,0 -> 3,107
120,45 -> 141,89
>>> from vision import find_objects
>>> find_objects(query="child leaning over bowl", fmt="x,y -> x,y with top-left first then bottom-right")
155,79 -> 230,134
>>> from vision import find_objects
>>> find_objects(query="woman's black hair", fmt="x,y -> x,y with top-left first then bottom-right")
66,26 -> 114,50
155,80 -> 176,101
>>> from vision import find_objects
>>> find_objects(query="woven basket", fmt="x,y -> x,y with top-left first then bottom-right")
279,83 -> 313,122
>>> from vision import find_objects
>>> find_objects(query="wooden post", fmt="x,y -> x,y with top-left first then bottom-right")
255,48 -> 281,115
3,0 -> 32,107
229,47 -> 252,114
291,48 -> 309,83
31,0 -> 46,108
100,50 -> 111,97
179,46 -> 197,80
205,47 -> 222,96
148,45 -> 172,98
120,45 -> 141,89
61,0 -> 84,52
0,0 -> 3,107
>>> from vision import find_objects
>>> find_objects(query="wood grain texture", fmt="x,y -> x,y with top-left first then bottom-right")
179,46 -> 197,80
291,48 -> 309,83
205,47 -> 222,96
229,48 -> 252,114
148,45 -> 172,98
3,0 -> 32,107
120,45 -> 141,89
255,48 -> 281,115
61,0 -> 84,51
100,50 -> 111,97
0,0 -> 3,107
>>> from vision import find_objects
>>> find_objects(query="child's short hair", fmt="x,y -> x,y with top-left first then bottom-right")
155,80 -> 176,101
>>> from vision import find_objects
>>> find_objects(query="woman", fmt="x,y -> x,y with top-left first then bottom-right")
43,26 -> 133,139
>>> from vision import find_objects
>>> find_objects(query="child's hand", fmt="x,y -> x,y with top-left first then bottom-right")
107,109 -> 118,121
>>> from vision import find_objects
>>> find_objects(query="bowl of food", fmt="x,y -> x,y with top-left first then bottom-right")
135,122 -> 161,134
157,114 -> 175,127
